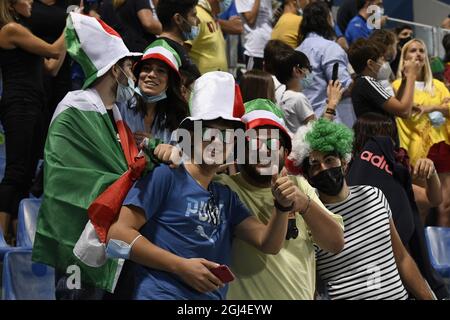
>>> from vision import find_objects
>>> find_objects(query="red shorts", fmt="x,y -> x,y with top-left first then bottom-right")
427,141 -> 450,173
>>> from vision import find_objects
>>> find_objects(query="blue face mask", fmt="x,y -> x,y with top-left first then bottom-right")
299,72 -> 314,90
429,111 -> 446,128
105,235 -> 142,260
219,0 -> 233,14
135,87 -> 167,104
116,67 -> 135,103
181,16 -> 199,41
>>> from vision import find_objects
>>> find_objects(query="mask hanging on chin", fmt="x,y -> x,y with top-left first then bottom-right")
135,87 -> 167,104
180,16 -> 200,41
116,76 -> 136,103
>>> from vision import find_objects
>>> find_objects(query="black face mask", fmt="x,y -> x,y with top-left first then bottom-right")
399,36 -> 413,48
309,166 -> 344,196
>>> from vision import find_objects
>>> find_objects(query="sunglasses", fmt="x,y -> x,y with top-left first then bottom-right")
247,137 -> 281,151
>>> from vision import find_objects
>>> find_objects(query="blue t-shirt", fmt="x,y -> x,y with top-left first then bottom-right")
219,1 -> 238,20
345,15 -> 373,45
124,164 -> 251,300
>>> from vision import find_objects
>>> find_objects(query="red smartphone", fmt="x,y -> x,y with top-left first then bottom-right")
210,265 -> 235,283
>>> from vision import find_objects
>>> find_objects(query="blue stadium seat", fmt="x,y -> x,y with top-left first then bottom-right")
424,227 -> 450,278
0,139 -> 5,181
17,198 -> 42,248
0,226 -> 11,259
1,249 -> 55,300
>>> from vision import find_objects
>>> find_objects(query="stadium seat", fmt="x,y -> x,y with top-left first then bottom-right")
0,226 -> 11,259
1,249 -> 55,300
0,139 -> 5,181
424,227 -> 450,278
17,198 -> 42,248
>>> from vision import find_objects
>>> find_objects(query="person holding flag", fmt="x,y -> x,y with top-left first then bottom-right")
32,12 -> 173,300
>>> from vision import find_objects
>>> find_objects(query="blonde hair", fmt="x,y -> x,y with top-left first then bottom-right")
396,39 -> 434,95
112,0 -> 127,9
0,0 -> 16,27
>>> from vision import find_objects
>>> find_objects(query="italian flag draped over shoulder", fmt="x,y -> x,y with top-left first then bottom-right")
32,89 -> 145,292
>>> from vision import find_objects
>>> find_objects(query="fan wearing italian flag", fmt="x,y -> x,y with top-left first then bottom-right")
31,13 -> 172,298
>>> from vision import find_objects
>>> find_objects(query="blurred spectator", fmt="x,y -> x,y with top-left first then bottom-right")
239,69 -> 275,102
26,0 -> 72,131
391,24 -> 414,75
369,29 -> 397,96
119,39 -> 188,144
156,0 -> 201,97
345,0 -> 386,46
349,113 -> 450,299
186,0 -> 228,74
441,13 -> 450,30
271,0 -> 302,49
101,0 -> 162,52
443,34 -> 450,89
0,0 -> 66,236
348,38 -> 420,129
272,48 -> 315,130
297,2 -> 353,124
218,0 -> 243,35
336,0 -> 357,35
218,1 -> 244,76
236,0 -> 273,70
263,39 -> 288,103
393,39 -> 450,228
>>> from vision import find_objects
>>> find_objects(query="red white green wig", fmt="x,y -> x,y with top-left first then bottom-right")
286,119 -> 354,175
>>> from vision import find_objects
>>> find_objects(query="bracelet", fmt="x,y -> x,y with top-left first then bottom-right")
274,200 -> 294,213
300,195 -> 311,216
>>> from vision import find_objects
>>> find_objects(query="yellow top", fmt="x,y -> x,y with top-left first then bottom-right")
186,5 -> 228,74
271,13 -> 302,48
393,79 -> 450,165
214,173 -> 344,300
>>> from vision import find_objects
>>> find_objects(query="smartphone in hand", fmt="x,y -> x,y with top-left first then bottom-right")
210,265 -> 235,283
332,62 -> 339,82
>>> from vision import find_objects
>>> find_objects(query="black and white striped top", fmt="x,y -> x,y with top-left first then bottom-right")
316,185 -> 408,300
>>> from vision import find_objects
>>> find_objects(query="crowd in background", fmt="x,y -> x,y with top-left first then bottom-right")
0,0 -> 450,300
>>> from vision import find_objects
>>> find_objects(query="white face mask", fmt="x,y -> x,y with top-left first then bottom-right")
376,62 -> 392,81
116,66 -> 135,103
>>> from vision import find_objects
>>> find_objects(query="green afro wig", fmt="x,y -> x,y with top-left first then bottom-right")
306,119 -> 354,159
289,119 -> 354,167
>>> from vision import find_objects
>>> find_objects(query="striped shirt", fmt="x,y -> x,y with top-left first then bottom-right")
316,185 -> 408,300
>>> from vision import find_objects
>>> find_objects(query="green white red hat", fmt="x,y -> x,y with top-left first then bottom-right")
133,39 -> 182,78
241,99 -> 292,151
180,71 -> 245,128
65,12 -> 141,89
